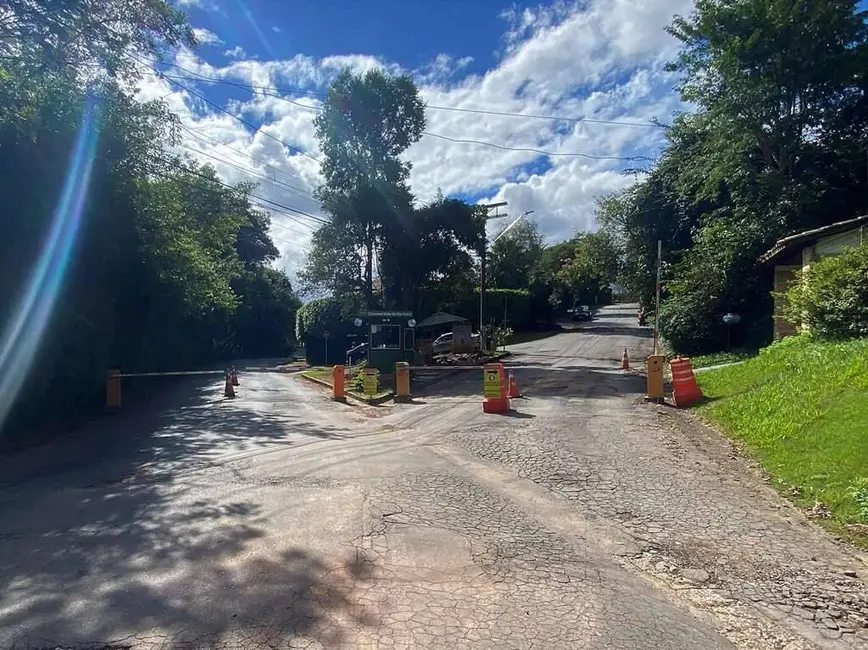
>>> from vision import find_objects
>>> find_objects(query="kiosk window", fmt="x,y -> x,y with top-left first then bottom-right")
371,324 -> 400,349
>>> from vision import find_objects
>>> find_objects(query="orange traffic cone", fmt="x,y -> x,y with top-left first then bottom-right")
224,370 -> 236,398
507,371 -> 521,398
621,348 -> 630,370
231,366 -> 239,386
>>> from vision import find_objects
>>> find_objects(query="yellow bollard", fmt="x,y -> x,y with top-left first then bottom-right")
395,362 -> 411,402
106,369 -> 122,410
363,368 -> 379,397
645,355 -> 665,402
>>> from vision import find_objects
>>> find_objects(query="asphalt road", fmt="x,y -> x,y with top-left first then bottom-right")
0,305 -> 866,649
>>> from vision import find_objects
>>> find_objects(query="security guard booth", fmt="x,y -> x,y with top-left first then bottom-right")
356,310 -> 416,374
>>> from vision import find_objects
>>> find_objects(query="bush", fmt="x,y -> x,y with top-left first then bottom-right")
785,244 -> 868,339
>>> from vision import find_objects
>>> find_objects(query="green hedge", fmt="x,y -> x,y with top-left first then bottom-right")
295,297 -> 344,342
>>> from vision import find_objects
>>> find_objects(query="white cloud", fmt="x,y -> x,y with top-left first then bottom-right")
413,54 -> 474,85
137,0 -> 691,278
223,45 -> 247,59
192,27 -> 223,46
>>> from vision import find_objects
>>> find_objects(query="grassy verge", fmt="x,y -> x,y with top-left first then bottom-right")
695,335 -> 868,546
301,365 -> 392,401
688,349 -> 757,369
301,366 -> 333,384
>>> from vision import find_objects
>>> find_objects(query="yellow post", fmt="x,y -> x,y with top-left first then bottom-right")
363,368 -> 379,396
645,355 -> 665,402
106,369 -> 122,410
395,362 -> 411,402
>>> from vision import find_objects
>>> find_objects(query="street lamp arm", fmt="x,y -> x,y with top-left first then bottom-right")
491,210 -> 535,245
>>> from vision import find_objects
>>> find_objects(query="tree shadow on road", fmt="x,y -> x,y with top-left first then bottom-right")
0,373 -> 380,647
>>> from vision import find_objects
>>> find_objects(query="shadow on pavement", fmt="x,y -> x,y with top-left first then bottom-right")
412,364 -> 647,400
0,373 -> 378,646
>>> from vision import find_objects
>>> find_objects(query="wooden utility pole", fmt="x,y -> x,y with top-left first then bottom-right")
479,201 -> 508,354
654,239 -> 662,355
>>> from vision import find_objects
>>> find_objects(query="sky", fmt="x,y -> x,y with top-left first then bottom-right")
141,0 -> 695,283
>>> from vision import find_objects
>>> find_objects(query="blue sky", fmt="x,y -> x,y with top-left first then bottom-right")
187,0 -> 525,74
154,0 -> 693,279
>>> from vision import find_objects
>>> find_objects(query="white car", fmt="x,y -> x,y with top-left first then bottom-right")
433,332 -> 480,355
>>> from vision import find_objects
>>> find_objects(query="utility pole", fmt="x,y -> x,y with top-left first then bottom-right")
479,201 -> 508,354
654,239 -> 662,355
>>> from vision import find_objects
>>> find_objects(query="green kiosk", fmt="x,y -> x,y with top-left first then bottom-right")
356,310 -> 416,373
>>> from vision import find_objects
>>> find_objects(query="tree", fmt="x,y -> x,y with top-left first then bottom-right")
488,219 -> 544,290
600,0 -> 868,353
378,197 -> 485,312
0,0 -> 195,79
0,51 -> 300,437
556,232 -> 620,307
309,69 -> 426,306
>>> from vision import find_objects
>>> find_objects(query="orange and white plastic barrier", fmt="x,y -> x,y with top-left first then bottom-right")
670,356 -> 703,407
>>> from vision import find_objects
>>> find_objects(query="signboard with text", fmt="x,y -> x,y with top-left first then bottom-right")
483,363 -> 503,398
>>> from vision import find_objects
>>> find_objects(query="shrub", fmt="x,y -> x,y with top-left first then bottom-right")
785,244 -> 868,339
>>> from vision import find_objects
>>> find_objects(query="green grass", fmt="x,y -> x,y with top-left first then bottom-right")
695,335 -> 868,545
302,365 -> 391,400
688,349 -> 757,369
301,366 -> 333,384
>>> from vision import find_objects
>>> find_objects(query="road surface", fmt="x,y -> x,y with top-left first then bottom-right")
0,305 -> 865,649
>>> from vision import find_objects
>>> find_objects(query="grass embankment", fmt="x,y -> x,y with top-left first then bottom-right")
689,349 -> 757,369
301,366 -> 392,400
301,366 -> 332,383
695,335 -> 868,545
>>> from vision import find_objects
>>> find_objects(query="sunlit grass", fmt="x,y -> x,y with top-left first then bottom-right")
689,349 -> 757,369
696,335 -> 868,546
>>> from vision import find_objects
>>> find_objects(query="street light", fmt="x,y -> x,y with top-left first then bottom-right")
478,202 -> 508,354
478,207 -> 535,354
491,210 -> 534,245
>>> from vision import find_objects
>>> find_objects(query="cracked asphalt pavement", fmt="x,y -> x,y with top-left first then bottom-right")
0,305 -> 866,649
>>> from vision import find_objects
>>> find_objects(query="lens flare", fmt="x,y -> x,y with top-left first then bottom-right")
235,0 -> 274,57
0,94 -> 102,430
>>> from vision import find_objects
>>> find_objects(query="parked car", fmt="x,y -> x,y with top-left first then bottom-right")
572,305 -> 592,322
345,341 -> 368,365
432,332 -> 481,355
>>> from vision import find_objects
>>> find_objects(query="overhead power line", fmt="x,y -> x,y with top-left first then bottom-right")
142,59 -> 665,129
176,140 -> 322,208
150,69 -> 654,161
147,153 -> 329,229
421,132 -> 654,162
141,61 -> 323,165
178,124 -> 317,195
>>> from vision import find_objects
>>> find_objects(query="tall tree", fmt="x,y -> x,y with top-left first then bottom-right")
308,69 -> 426,306
0,0 -> 195,78
378,197 -> 484,312
488,219 -> 544,290
601,0 -> 868,353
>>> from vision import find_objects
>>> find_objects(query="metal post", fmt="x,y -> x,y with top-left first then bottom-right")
480,245 -> 487,354
654,239 -> 662,355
